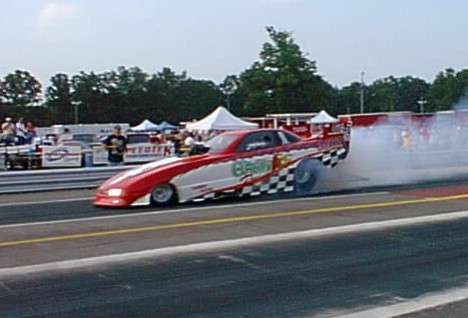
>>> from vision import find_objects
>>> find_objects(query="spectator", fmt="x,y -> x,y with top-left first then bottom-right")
1,117 -> 16,145
184,131 -> 196,147
168,131 -> 181,156
15,117 -> 27,145
25,121 -> 37,144
104,125 -> 127,165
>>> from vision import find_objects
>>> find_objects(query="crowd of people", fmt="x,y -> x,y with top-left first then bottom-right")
100,127 -> 219,165
0,117 -> 37,146
1,115 -> 221,167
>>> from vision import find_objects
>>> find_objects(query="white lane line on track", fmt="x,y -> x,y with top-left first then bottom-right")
0,197 -> 93,207
0,192 -> 388,229
1,209 -> 467,278
328,286 -> 468,318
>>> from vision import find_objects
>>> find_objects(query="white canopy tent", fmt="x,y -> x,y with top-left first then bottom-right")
310,110 -> 339,124
131,119 -> 160,131
186,106 -> 258,131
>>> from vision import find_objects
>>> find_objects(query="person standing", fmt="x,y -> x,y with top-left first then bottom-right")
15,117 -> 27,145
183,131 -> 196,148
25,121 -> 37,144
1,117 -> 16,145
104,125 -> 127,165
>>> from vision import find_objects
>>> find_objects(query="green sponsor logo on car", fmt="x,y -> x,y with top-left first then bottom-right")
232,159 -> 272,177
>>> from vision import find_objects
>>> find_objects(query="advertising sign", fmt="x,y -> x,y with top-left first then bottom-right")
41,146 -> 82,167
92,143 -> 175,165
282,124 -> 311,138
92,146 -> 108,165
124,143 -> 174,163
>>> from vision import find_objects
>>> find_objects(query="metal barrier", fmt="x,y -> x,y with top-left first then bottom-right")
1,148 -> 468,195
0,144 -> 41,171
0,166 -> 129,194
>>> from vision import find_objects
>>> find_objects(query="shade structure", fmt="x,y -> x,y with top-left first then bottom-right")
131,119 -> 160,131
310,110 -> 339,124
186,106 -> 258,131
158,121 -> 178,130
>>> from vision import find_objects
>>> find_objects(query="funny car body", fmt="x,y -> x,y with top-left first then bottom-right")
94,128 -> 349,207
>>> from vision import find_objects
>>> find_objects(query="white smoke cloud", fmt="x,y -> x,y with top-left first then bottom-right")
317,110 -> 468,193
453,96 -> 468,111
38,3 -> 80,28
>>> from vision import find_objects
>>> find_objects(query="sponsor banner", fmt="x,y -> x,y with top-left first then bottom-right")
92,146 -> 108,165
42,146 -> 82,167
124,143 -> 174,163
2,145 -> 36,154
92,143 -> 174,165
282,124 -> 311,138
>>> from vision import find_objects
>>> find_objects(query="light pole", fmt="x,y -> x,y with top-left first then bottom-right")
221,77 -> 237,110
72,101 -> 81,124
417,98 -> 427,113
360,71 -> 365,113
226,91 -> 233,110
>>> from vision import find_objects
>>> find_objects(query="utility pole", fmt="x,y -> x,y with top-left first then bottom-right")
72,101 -> 81,124
360,71 -> 365,113
221,76 -> 237,110
417,98 -> 427,113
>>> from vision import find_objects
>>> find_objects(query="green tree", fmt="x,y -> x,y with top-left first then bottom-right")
428,68 -> 460,111
240,26 -> 333,115
366,76 -> 429,113
144,67 -> 188,122
219,75 -> 238,111
45,73 -> 73,123
456,69 -> 468,98
368,76 -> 399,112
70,71 -> 108,123
394,76 -> 430,113
104,66 -> 149,123
0,70 -> 42,107
335,83 -> 363,114
174,79 -> 224,122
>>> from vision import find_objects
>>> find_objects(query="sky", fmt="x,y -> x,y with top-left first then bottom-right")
1,0 -> 467,88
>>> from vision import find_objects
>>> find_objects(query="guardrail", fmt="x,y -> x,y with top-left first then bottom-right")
1,148 -> 468,195
0,166 -> 129,194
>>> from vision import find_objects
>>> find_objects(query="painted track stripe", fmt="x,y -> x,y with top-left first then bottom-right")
0,192 -> 387,229
332,286 -> 468,318
1,210 -> 468,277
1,193 -> 468,248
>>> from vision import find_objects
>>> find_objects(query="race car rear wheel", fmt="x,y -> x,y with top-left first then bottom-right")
294,159 -> 319,195
151,183 -> 177,205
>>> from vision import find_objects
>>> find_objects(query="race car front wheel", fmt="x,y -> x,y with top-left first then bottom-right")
151,183 -> 177,205
294,159 -> 319,195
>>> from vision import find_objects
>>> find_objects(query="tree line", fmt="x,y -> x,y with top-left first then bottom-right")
1,26 -> 468,127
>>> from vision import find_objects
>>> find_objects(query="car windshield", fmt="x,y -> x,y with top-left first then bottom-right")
205,134 -> 238,154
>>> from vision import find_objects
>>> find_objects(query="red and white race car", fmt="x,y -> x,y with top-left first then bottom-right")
94,128 -> 349,207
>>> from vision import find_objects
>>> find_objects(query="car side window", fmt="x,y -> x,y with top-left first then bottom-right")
235,131 -> 281,152
278,130 -> 301,143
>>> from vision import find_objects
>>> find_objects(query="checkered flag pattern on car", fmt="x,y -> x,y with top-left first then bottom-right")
240,165 -> 297,197
320,147 -> 347,167
197,147 -> 347,201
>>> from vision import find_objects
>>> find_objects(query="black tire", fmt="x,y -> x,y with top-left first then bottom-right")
294,159 -> 319,195
151,183 -> 177,206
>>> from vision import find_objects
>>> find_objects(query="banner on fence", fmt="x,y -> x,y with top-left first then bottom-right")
92,142 -> 174,165
41,146 -> 82,167
125,143 -> 174,163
